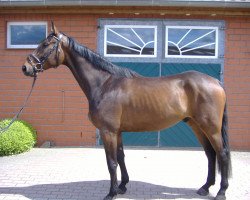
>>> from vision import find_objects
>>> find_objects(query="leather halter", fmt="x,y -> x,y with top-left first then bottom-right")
28,33 -> 63,76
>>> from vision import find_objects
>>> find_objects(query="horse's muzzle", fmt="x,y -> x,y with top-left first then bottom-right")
22,65 -> 36,77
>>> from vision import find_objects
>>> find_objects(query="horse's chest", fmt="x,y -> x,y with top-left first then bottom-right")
88,104 -> 121,131
88,109 -> 101,128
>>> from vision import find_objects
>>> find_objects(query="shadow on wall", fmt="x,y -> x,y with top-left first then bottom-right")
0,180 -> 213,200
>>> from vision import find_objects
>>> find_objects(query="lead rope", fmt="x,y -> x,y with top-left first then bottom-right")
0,76 -> 37,133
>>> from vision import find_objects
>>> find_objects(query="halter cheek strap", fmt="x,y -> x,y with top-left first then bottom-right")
29,54 -> 44,73
28,33 -> 63,76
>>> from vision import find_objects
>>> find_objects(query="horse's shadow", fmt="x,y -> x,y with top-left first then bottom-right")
0,180 -> 213,200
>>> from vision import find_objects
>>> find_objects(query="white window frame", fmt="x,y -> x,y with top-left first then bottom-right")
104,25 -> 157,58
165,26 -> 219,59
7,21 -> 47,49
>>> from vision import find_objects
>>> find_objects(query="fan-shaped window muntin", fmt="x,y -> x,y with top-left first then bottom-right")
166,26 -> 218,58
104,25 -> 157,57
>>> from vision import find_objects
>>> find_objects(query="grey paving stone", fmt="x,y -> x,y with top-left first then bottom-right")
0,148 -> 249,200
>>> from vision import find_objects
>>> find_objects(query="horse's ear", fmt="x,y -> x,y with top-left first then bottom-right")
51,21 -> 59,35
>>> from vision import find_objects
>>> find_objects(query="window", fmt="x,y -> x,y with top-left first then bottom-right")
165,26 -> 218,58
104,25 -> 157,57
7,22 -> 47,49
99,19 -> 224,62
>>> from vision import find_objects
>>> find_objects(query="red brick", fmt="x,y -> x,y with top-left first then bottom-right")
228,22 -> 241,29
228,35 -> 241,41
241,34 -> 250,40
234,29 -> 249,35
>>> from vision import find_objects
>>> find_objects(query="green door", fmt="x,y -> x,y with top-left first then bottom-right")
98,19 -> 225,147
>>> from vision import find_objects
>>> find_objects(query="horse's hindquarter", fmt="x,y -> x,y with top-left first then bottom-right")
119,76 -> 189,132
180,71 -> 226,124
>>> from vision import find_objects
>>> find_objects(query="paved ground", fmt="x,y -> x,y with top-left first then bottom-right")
0,148 -> 249,200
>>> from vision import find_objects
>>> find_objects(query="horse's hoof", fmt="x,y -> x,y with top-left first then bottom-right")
197,187 -> 209,196
103,195 -> 113,200
118,185 -> 127,194
214,195 -> 226,200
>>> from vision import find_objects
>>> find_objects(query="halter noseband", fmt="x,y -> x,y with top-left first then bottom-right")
28,34 -> 63,76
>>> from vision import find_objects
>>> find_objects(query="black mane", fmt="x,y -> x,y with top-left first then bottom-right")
68,37 -> 140,78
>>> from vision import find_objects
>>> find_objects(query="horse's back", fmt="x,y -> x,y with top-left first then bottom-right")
166,70 -> 220,85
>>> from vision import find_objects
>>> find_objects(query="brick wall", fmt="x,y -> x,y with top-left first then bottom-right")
224,17 -> 250,150
0,14 -> 98,146
0,12 -> 249,150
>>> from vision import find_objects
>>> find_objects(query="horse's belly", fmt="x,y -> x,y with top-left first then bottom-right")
121,110 -> 182,132
119,79 -> 187,132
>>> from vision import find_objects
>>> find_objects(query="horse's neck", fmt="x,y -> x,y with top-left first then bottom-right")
63,48 -> 110,101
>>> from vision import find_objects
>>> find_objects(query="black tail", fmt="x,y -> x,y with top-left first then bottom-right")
220,103 -> 232,177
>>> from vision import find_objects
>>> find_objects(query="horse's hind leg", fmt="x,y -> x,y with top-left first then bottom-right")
206,133 -> 230,200
193,115 -> 230,200
117,133 -> 129,194
187,120 -> 216,196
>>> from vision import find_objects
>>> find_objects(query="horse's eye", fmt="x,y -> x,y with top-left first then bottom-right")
43,42 -> 49,47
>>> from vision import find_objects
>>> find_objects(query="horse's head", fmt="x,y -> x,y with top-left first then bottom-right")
22,22 -> 66,77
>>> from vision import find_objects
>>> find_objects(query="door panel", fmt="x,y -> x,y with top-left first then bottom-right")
161,63 -> 221,80
114,62 -> 160,77
160,122 -> 200,147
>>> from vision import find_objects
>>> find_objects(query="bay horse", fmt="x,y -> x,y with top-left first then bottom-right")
22,23 -> 231,200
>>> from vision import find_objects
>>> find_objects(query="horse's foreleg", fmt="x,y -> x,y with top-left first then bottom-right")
117,133 -> 129,194
101,130 -> 119,200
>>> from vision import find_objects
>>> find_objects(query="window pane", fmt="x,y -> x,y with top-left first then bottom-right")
166,27 -> 217,58
10,25 -> 46,45
105,26 -> 156,57
7,22 -> 47,48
